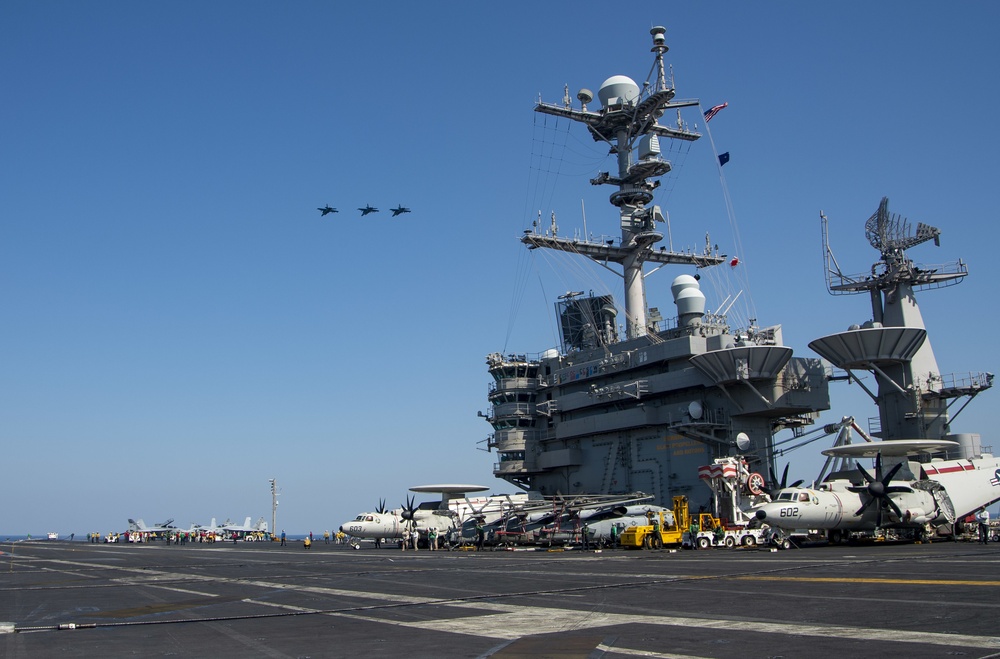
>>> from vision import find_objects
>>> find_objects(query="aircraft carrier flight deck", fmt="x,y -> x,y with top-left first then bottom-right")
3,539 -> 1000,658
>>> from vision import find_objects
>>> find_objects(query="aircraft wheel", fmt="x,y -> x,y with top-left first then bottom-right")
829,530 -> 842,545
642,535 -> 652,550
780,538 -> 792,550
652,535 -> 663,549
697,536 -> 710,550
742,535 -> 756,547
724,536 -> 735,548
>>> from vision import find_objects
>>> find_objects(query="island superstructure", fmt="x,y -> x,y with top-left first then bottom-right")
484,27 -> 831,512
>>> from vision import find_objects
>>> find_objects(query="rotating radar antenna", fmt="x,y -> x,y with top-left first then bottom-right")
865,196 -> 940,256
822,197 -> 967,297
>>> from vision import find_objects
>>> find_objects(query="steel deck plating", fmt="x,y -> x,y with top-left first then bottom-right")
3,540 -> 1000,658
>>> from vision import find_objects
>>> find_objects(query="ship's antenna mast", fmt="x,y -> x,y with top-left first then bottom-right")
269,478 -> 279,538
651,25 -> 669,93
523,25 -> 724,341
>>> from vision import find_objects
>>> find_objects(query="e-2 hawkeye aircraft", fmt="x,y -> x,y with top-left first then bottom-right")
753,439 -> 1000,543
339,484 -> 503,548
339,486 -> 661,548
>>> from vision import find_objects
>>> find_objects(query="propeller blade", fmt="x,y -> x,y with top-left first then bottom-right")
856,463 -> 875,485
789,479 -> 804,488
884,486 -> 913,495
882,461 -> 904,485
855,497 -> 874,517
886,498 -> 904,520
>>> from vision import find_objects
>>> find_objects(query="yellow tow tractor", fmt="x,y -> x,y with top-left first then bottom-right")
620,496 -> 692,549
621,496 -> 746,549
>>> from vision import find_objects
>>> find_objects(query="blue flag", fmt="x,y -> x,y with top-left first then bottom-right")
718,152 -> 730,166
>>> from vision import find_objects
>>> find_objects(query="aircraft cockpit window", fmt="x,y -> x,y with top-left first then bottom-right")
798,493 -> 810,502
355,515 -> 365,521
365,516 -> 374,521
777,492 -> 794,501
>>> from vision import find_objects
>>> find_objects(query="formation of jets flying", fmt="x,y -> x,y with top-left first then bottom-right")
315,204 -> 412,217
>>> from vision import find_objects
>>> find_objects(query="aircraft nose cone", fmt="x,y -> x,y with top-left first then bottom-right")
755,509 -> 767,521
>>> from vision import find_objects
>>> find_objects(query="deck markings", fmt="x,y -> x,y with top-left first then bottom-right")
24,555 -> 1000,651
593,644 -> 710,659
733,575 -> 1000,586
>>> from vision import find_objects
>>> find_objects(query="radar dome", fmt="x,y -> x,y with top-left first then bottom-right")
675,286 -> 706,318
598,75 -> 640,109
670,274 -> 700,301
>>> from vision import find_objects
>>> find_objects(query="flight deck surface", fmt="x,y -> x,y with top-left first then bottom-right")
3,540 -> 999,658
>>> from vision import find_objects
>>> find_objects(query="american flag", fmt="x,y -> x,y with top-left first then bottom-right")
703,102 -> 728,123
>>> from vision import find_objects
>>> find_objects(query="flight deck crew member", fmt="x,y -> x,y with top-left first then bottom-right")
978,508 -> 991,544
280,530 -> 286,546
688,519 -> 700,549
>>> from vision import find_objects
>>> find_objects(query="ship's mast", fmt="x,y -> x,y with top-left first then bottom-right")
811,198 -> 990,442
269,478 -> 279,538
523,26 -> 724,340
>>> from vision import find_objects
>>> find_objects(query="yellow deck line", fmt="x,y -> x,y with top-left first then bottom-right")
732,575 -> 1000,586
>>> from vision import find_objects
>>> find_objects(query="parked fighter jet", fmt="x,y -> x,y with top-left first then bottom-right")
127,518 -> 178,535
390,205 -> 411,217
317,205 -> 338,216
753,440 -> 1000,542
358,205 -> 379,216
220,517 -> 268,536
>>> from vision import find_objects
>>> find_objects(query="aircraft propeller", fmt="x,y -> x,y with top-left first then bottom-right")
375,498 -> 387,514
400,495 -> 419,528
848,452 -> 913,526
769,463 -> 803,497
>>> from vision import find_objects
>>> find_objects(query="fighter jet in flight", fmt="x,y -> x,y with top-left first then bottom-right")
390,205 -> 411,217
358,205 -> 379,216
317,205 -> 338,216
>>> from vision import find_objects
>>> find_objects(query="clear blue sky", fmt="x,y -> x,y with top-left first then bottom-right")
3,2 -> 999,535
